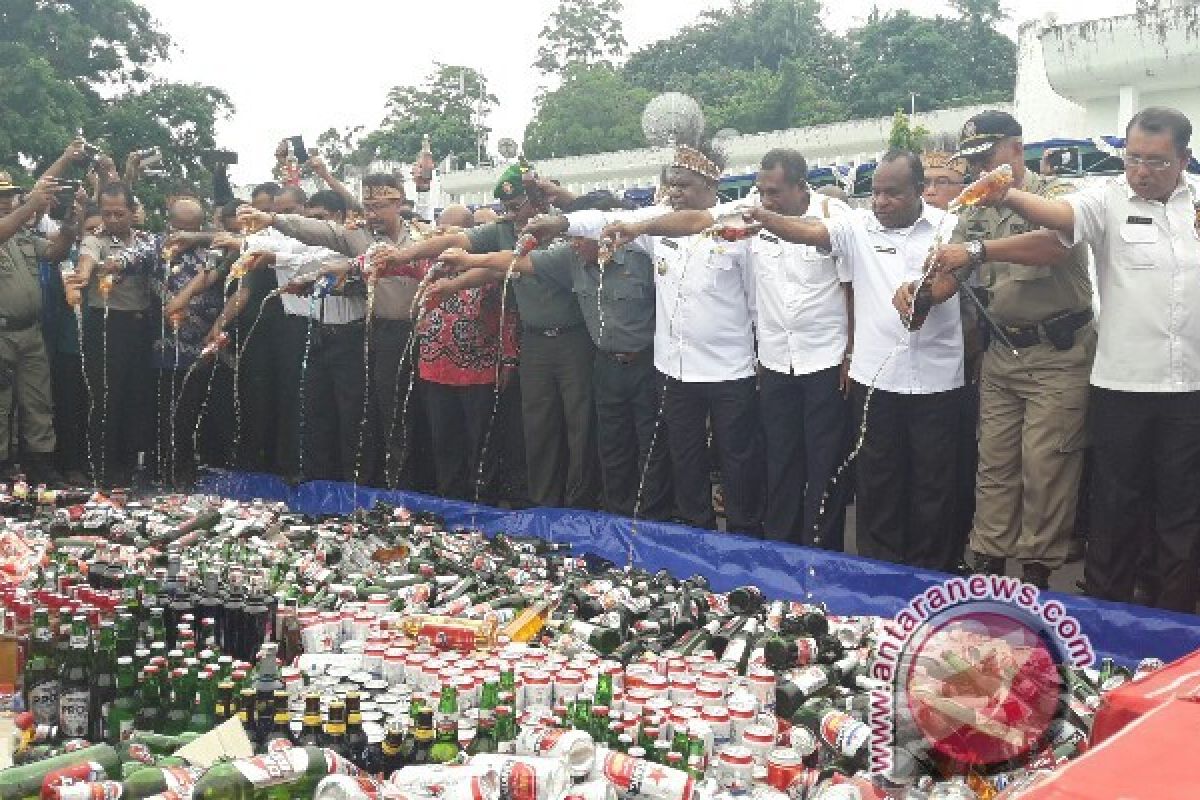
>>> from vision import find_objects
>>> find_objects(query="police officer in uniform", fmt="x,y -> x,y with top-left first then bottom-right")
919,111 -> 1096,587
435,191 -> 671,520
0,171 -> 79,484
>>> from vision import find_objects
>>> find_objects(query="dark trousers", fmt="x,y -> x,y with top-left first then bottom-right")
519,326 -> 598,508
365,318 -> 433,490
424,381 -> 500,503
1086,388 -> 1200,613
276,315 -> 366,482
760,365 -> 849,548
954,381 -> 981,568
663,373 -> 763,534
82,309 -> 152,483
593,350 -> 672,520
50,352 -> 88,475
234,297 -> 281,473
156,361 -> 233,487
852,383 -> 963,571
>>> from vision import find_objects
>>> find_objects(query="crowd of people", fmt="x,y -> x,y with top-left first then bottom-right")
1,105 -> 1197,615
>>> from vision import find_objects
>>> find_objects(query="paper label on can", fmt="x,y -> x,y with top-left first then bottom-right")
599,750 -> 636,790
819,710 -> 869,759
28,678 -> 60,725
162,766 -> 202,793
58,689 -> 91,737
499,759 -> 539,800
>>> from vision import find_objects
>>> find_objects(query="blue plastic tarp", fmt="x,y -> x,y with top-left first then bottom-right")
198,470 -> 1200,668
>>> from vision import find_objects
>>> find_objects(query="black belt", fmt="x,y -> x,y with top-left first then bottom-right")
1000,310 -> 1092,349
601,348 -> 649,365
0,317 -> 38,332
523,322 -> 583,338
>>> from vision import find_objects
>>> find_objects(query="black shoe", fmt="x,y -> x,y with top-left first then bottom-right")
27,454 -> 65,488
1021,563 -> 1053,590
972,552 -> 1007,575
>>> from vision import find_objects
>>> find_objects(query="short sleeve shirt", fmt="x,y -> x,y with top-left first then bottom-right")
80,233 -> 153,311
0,231 -> 49,322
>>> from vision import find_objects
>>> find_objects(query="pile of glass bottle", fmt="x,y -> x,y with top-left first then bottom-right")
0,490 -> 1162,800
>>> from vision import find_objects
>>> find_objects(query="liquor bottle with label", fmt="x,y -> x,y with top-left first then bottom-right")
719,617 -> 760,675
409,709 -> 435,765
298,693 -> 323,747
187,672 -> 218,734
373,721 -> 407,776
777,665 -> 838,720
58,635 -> 92,740
763,633 -> 844,671
190,746 -> 350,799
115,612 -> 138,660
25,608 -> 60,727
122,763 -> 207,799
344,692 -> 369,763
106,657 -> 140,744
726,585 -> 765,615
322,699 -> 349,758
563,619 -> 622,656
428,702 -> 460,765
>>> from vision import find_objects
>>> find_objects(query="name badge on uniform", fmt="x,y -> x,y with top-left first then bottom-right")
660,239 -> 680,250
874,245 -> 897,254
760,233 -> 780,244
1126,216 -> 1153,225
655,259 -> 669,276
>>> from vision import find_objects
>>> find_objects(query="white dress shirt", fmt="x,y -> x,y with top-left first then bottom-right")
826,203 -> 963,394
245,229 -> 364,324
567,206 -> 757,382
710,195 -> 853,375
1061,175 -> 1200,392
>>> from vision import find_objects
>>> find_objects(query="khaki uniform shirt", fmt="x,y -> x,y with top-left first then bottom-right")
80,233 -> 153,311
952,170 -> 1091,326
0,231 -> 49,325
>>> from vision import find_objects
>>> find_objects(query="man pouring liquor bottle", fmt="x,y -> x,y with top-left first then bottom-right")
897,110 -> 1096,589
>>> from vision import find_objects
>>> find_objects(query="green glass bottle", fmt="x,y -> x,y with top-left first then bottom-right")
428,706 -> 460,764
190,746 -> 344,800
135,664 -> 166,734
187,672 -> 218,734
161,667 -> 193,736
494,705 -> 516,755
90,622 -> 119,742
594,672 -> 614,708
106,656 -> 140,744
115,612 -> 139,659
572,696 -> 593,734
23,607 -> 59,727
59,614 -> 92,735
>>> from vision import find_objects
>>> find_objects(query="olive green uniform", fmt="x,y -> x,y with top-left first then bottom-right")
953,170 -> 1096,570
0,232 -> 56,458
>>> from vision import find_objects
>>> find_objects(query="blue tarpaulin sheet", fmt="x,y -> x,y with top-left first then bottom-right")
199,470 -> 1200,668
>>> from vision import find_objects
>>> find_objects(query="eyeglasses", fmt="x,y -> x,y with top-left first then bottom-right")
1125,155 -> 1175,171
926,177 -> 965,188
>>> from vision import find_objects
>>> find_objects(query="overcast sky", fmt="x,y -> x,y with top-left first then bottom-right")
137,0 -> 1135,183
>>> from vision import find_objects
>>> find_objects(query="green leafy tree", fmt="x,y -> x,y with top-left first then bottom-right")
844,7 -> 1014,120
534,0 -> 627,76
887,109 -> 930,152
357,64 -> 495,169
524,65 -> 652,159
622,0 -> 845,129
0,0 -> 169,172
316,125 -> 368,178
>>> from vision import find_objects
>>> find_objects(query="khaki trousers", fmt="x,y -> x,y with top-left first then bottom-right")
969,324 -> 1096,569
0,324 -> 56,458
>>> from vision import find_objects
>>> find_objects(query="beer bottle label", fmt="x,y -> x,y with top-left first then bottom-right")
29,678 -> 60,725
59,689 -> 92,737
234,748 -> 310,787
819,710 -> 869,759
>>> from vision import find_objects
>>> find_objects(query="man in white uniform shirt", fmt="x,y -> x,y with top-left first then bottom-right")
544,143 -> 764,534
601,148 -> 854,548
611,151 -> 965,569
933,107 -> 1200,612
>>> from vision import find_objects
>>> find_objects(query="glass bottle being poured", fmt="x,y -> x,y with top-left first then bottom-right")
948,163 -> 1014,212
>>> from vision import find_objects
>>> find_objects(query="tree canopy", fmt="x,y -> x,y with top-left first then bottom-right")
521,0 -> 1016,159
0,0 -> 229,186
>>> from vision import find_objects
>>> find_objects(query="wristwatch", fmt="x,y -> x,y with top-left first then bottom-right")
965,238 -> 987,267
